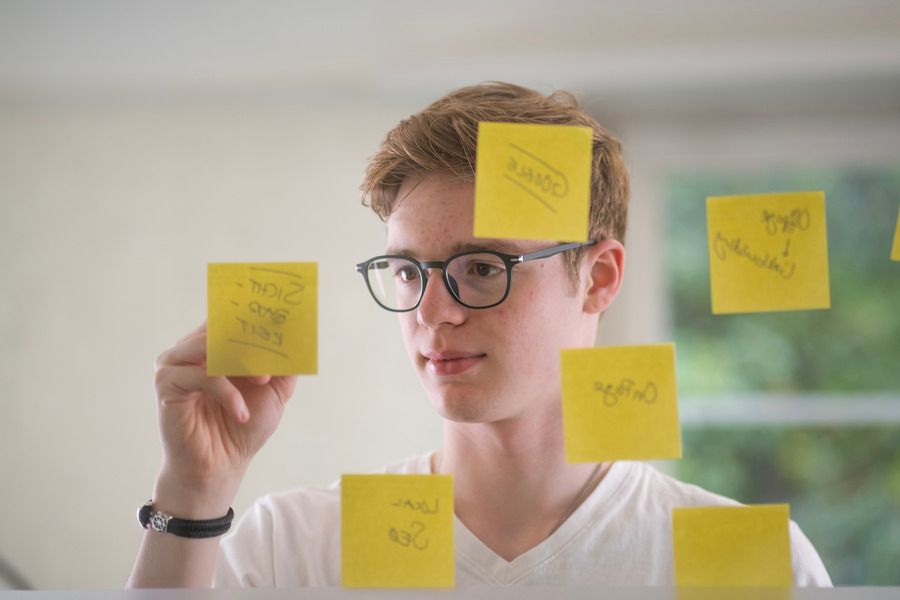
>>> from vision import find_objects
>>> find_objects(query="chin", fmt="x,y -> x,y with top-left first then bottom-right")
427,386 -> 504,424
429,390 -> 494,423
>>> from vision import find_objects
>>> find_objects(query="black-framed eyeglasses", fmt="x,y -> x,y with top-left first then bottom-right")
355,240 -> 597,312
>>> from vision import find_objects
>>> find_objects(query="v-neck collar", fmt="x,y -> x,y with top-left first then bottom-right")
426,456 -> 632,585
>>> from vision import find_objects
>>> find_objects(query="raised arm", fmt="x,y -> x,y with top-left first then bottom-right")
127,323 -> 297,588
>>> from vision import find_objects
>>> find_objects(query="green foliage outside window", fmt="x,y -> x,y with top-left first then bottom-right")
664,168 -> 900,585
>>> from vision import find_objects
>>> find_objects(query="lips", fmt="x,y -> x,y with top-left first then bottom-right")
423,350 -> 486,376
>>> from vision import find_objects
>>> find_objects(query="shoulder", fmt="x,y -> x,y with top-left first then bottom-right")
214,485 -> 341,587
250,485 -> 342,530
611,461 -> 741,512
213,452 -> 436,587
379,451 -> 435,474
611,462 -> 831,586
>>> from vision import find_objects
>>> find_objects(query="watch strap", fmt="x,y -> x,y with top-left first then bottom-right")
138,500 -> 234,539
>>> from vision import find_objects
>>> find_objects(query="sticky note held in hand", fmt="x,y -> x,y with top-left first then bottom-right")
341,474 -> 454,588
207,262 -> 317,376
561,344 -> 681,462
673,504 -> 793,587
474,122 -> 592,242
707,191 -> 830,314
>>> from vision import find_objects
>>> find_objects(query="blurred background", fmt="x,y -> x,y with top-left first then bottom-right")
1,0 -> 899,589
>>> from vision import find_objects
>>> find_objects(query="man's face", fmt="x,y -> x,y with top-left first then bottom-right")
385,173 -> 597,425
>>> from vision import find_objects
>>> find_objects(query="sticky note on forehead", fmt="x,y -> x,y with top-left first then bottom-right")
207,262 -> 317,376
561,344 -> 681,462
341,474 -> 454,588
707,191 -> 830,314
673,504 -> 793,587
474,122 -> 592,242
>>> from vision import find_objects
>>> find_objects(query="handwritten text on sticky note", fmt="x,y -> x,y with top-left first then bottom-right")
561,344 -> 681,462
341,474 -> 454,588
474,122 -> 592,242
707,191 -> 830,314
207,262 -> 317,376
892,204 -> 900,261
673,504 -> 793,587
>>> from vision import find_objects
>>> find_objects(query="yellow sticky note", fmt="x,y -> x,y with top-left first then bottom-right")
207,262 -> 317,376
891,204 -> 900,261
561,344 -> 681,462
707,191 -> 830,314
341,474 -> 454,588
673,504 -> 793,587
474,122 -> 592,242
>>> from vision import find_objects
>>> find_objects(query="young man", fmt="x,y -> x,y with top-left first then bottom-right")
128,82 -> 831,587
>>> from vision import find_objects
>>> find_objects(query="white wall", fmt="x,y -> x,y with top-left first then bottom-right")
0,94 -> 453,587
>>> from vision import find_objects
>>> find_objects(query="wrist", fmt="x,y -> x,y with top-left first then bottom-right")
138,500 -> 234,538
153,468 -> 244,520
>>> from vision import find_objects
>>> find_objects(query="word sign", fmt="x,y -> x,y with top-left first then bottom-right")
474,121 -> 592,242
561,344 -> 681,462
707,191 -> 830,314
341,474 -> 454,588
207,262 -> 317,376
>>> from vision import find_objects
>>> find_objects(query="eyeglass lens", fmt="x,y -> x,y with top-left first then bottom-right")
366,253 -> 508,310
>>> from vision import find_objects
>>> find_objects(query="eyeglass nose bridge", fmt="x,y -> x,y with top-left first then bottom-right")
416,260 -> 462,303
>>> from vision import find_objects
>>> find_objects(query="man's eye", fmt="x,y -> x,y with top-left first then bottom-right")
395,266 -> 420,283
469,262 -> 503,277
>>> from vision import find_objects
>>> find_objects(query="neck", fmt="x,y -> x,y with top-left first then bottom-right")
437,403 -> 605,561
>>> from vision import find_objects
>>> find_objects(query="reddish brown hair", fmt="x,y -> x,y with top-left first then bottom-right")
360,82 -> 629,279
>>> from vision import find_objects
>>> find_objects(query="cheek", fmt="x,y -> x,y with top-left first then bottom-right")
397,314 -> 418,354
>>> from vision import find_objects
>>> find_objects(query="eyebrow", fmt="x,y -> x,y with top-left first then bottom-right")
385,240 -> 531,258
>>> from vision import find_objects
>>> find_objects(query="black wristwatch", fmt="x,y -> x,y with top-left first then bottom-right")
138,500 -> 235,539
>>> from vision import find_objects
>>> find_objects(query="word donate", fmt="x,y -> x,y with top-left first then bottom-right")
707,191 -> 830,314
474,121 -> 592,242
342,474 -> 454,588
561,344 -> 681,462
207,262 -> 317,376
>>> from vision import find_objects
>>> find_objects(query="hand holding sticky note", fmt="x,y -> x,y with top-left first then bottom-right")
341,474 -> 454,588
474,122 -> 592,241
673,504 -> 793,587
561,344 -> 681,462
207,262 -> 317,376
707,191 -> 830,314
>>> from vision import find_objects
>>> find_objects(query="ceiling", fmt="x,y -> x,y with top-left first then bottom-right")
1,0 -> 899,113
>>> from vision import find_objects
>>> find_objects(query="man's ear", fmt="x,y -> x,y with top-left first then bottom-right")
582,239 -> 625,314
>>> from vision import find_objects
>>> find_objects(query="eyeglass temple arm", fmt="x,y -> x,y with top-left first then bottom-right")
517,240 -> 597,263
356,260 -> 390,273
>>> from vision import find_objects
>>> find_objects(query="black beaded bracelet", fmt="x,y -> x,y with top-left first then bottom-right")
138,500 -> 234,539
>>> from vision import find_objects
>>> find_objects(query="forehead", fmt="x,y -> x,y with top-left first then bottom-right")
385,174 -> 538,257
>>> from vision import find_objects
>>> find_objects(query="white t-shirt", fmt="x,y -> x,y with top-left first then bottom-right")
213,453 -> 832,587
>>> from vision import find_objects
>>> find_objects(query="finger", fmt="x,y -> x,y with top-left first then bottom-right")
175,321 -> 207,344
232,375 -> 272,386
157,333 -> 208,368
156,364 -> 249,423
268,375 -> 298,404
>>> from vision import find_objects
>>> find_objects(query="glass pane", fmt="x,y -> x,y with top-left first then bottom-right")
664,167 -> 900,585
665,168 -> 900,393
674,425 -> 900,585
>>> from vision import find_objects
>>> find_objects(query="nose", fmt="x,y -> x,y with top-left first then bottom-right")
416,268 -> 466,328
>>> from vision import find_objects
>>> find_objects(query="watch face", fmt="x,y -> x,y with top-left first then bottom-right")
149,512 -> 169,533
